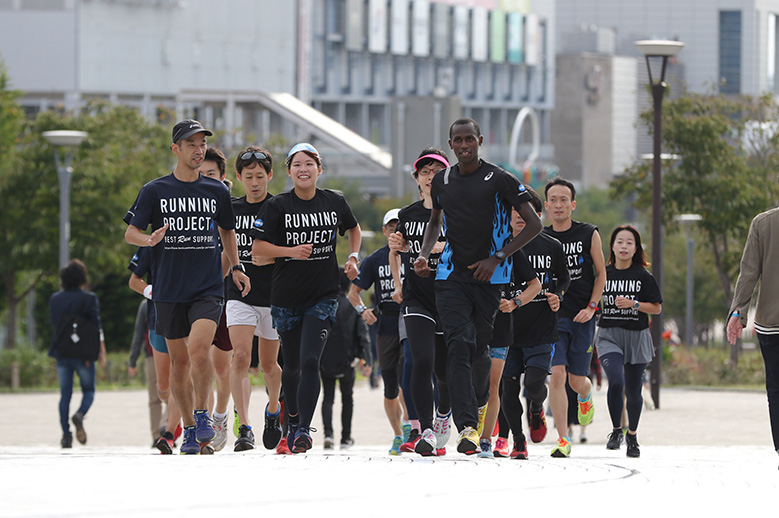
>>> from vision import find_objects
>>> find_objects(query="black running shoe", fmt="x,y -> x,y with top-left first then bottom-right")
625,433 -> 640,458
156,431 -> 175,455
234,424 -> 256,452
606,430 -> 624,450
263,404 -> 282,449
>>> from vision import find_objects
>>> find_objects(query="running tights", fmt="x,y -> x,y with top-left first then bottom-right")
600,352 -> 647,432
278,314 -> 333,428
404,315 -> 450,431
499,367 -> 547,441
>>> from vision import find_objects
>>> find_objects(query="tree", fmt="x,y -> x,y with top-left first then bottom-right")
1,99 -> 172,349
612,90 -> 779,313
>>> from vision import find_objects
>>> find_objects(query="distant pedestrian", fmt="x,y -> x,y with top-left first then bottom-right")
727,205 -> 779,465
49,259 -> 107,448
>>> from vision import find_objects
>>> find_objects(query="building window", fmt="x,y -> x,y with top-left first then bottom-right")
719,10 -> 742,94
768,13 -> 778,92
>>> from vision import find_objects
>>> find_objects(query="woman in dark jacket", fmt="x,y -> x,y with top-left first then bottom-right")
49,259 -> 106,448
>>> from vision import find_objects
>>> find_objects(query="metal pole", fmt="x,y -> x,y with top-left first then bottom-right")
650,77 -> 667,410
685,227 -> 694,346
54,148 -> 73,269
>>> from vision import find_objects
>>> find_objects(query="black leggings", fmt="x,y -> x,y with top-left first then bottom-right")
320,368 -> 355,441
404,315 -> 450,431
278,314 -> 333,428
499,366 -> 547,441
600,352 -> 647,432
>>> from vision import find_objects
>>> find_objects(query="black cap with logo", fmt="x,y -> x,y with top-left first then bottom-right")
171,119 -> 213,144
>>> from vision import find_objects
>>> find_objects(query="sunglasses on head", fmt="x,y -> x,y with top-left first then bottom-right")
240,151 -> 269,161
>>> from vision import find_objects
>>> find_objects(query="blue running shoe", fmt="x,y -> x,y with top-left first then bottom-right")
287,422 -> 299,452
401,422 -> 412,444
292,426 -> 314,453
180,426 -> 199,455
194,410 -> 215,444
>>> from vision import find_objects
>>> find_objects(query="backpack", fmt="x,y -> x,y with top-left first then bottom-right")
53,294 -> 101,362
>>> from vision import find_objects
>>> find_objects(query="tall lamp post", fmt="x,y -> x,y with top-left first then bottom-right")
635,39 -> 684,410
42,130 -> 88,268
676,214 -> 702,346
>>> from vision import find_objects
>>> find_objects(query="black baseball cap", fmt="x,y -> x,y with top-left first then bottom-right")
171,119 -> 213,143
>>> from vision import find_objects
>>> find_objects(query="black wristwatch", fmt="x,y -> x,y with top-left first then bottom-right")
494,250 -> 507,261
231,263 -> 246,274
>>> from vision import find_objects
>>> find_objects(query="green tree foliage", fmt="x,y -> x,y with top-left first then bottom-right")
611,90 -> 779,308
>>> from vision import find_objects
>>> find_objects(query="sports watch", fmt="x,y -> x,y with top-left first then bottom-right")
231,263 -> 246,274
588,301 -> 598,310
494,250 -> 507,261
633,300 -> 640,310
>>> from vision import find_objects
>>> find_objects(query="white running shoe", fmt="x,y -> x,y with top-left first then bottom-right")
415,428 -> 437,456
212,413 -> 229,452
433,410 -> 452,449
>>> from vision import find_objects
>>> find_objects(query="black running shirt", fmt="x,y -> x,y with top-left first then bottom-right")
431,160 -> 531,284
598,264 -> 662,331
396,200 -> 444,313
250,188 -> 358,308
492,250 -> 536,348
226,195 -> 274,307
124,173 -> 235,303
352,245 -> 403,336
543,221 -> 597,319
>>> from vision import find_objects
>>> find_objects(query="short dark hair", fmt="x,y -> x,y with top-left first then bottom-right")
449,117 -> 481,139
60,259 -> 88,290
204,148 -> 227,179
235,146 -> 273,176
413,147 -> 450,178
525,185 -> 543,213
608,225 -> 650,268
544,177 -> 576,201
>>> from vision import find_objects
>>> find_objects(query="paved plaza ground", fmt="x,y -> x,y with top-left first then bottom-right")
0,382 -> 776,516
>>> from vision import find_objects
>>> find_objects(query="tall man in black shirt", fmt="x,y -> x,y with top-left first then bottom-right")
415,118 -> 542,454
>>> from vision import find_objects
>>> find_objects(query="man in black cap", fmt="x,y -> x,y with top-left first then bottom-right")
124,119 -> 251,454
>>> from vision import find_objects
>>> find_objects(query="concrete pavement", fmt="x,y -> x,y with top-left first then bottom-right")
0,382 -> 776,517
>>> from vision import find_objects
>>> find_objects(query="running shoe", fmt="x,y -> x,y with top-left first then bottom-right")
625,433 -> 640,458
606,429 -> 624,450
415,428 -> 437,456
580,429 -> 588,443
577,391 -> 595,426
156,431 -> 175,455
212,413 -> 229,452
400,428 -> 420,452
180,426 -> 199,455
292,427 -> 315,453
389,435 -> 403,455
340,438 -> 354,449
71,412 -> 87,445
200,442 -> 214,454
234,424 -> 256,452
456,427 -> 480,455
401,422 -> 412,444
233,406 -> 240,438
433,410 -> 452,450
477,438 -> 493,458
173,423 -> 183,443
529,408 -> 548,443
476,403 -> 489,437
324,436 -> 335,450
511,440 -> 528,460
551,436 -> 572,458
276,437 -> 292,455
286,422 -> 299,451
61,434 -> 73,449
493,437 -> 510,458
194,410 -> 216,444
263,403 -> 283,449
436,447 -> 447,456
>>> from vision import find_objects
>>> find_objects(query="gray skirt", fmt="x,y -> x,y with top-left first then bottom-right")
595,326 -> 655,365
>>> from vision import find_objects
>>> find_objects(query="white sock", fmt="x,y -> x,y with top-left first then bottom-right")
213,410 -> 227,421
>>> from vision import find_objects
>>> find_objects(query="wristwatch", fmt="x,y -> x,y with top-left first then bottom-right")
633,300 -> 640,310
494,250 -> 507,261
356,305 -> 366,315
230,263 -> 246,274
588,301 -> 598,310
513,296 -> 522,307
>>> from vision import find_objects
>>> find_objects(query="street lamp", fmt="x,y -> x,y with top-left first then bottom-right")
42,130 -> 88,268
635,39 -> 684,410
676,214 -> 702,346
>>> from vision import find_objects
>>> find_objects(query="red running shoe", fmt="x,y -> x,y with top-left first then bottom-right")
276,437 -> 292,455
529,408 -> 548,443
511,440 -> 528,460
493,437 -> 510,458
400,429 -> 420,452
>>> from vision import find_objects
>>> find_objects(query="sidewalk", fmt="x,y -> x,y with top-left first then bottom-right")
1,383 -> 776,517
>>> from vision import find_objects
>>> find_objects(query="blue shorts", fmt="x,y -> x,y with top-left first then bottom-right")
148,328 -> 168,354
503,343 -> 554,378
271,299 -> 338,334
552,317 -> 596,376
489,346 -> 509,361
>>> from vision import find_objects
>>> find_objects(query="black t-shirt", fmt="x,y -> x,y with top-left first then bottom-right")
250,188 -> 358,308
226,195 -> 274,307
598,264 -> 662,330
431,160 -> 531,284
492,250 -> 536,348
124,173 -> 235,303
512,232 -> 571,347
127,247 -> 157,328
543,221 -> 597,319
396,200 -> 444,313
353,245 -> 403,336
